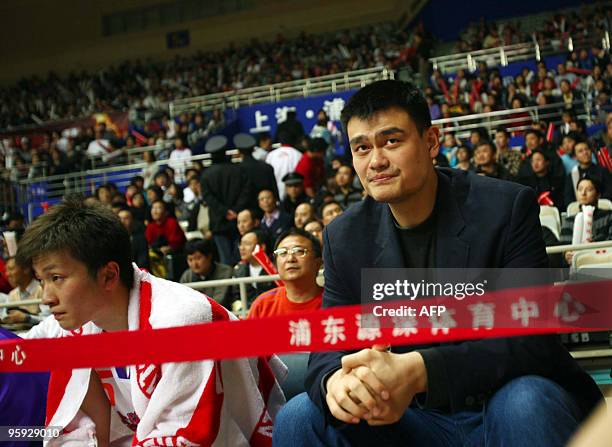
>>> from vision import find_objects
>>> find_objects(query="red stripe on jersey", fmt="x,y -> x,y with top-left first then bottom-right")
45,369 -> 73,425
139,279 -> 153,330
173,361 -> 224,446
249,358 -> 275,447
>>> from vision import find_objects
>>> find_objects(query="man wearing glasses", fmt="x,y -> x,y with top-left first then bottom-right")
247,228 -> 323,319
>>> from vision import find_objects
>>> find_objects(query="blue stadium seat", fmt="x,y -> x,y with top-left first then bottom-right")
278,352 -> 310,400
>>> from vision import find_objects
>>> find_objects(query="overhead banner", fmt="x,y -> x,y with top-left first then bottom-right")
234,91 -> 354,139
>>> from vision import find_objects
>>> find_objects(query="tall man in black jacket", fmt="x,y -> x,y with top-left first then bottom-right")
234,132 -> 279,205
200,135 -> 252,265
273,80 -> 601,446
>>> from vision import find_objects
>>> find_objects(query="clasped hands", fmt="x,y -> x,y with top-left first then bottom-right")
325,346 -> 427,426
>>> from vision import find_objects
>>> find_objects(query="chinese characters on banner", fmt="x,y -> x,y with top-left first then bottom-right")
0,283 -> 606,373
288,290 -> 591,349
236,91 -> 354,140
0,344 -> 27,366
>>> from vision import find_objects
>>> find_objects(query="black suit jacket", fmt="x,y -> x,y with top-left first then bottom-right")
201,162 -> 252,234
260,211 -> 293,244
307,168 -> 601,419
241,156 -> 279,205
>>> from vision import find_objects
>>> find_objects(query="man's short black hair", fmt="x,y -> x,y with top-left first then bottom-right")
259,188 -> 279,202
309,137 -> 327,153
577,176 -> 601,194
472,127 -> 489,141
274,227 -> 322,258
243,229 -> 271,254
318,200 -> 342,220
146,185 -> 163,200
240,208 -> 262,221
340,80 -> 431,134
563,131 -> 583,143
495,127 -> 509,137
337,162 -> 355,174
525,129 -> 543,140
258,132 -> 271,143
531,149 -> 550,162
575,139 -> 592,150
456,145 -> 472,157
131,175 -> 145,186
95,184 -> 110,197
7,211 -> 24,222
476,141 -> 496,154
16,197 -> 134,289
154,170 -> 169,180
276,130 -> 291,145
185,238 -> 216,258
151,199 -> 167,210
117,205 -> 132,214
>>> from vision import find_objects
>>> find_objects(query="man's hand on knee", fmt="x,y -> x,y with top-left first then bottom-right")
325,367 -> 385,424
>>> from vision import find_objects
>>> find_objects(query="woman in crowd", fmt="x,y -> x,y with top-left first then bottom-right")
560,177 -> 612,265
145,199 -> 186,277
454,146 -> 474,171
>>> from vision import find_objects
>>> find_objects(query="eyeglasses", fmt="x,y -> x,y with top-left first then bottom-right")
273,246 -> 308,259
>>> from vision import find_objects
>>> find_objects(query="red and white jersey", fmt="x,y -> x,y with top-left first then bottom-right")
44,266 -> 286,446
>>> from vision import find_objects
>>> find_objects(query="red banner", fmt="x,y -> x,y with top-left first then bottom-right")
0,280 -> 610,373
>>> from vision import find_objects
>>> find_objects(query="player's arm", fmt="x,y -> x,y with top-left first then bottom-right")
80,371 -> 111,447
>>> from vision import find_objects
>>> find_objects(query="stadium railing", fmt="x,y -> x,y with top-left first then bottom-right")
168,66 -> 396,117
4,240 -> 612,316
429,32 -> 611,74
432,98 -> 597,141
14,149 -> 239,222
15,96 -> 611,220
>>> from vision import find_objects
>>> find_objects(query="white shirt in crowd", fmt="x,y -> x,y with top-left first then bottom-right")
169,147 -> 192,184
86,139 -> 111,158
265,145 -> 302,199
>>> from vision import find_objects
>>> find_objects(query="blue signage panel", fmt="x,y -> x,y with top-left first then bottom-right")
234,90 -> 355,140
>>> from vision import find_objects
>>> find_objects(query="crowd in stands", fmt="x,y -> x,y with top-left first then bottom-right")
0,21 -> 431,130
3,6 -> 612,183
1,4 -> 612,328
455,5 -> 611,52
0,108 -> 226,182
0,113 -> 365,326
3,108 -> 612,328
428,47 -> 611,119
438,112 -> 612,207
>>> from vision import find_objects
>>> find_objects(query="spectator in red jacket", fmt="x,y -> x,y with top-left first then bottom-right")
295,137 -> 326,198
145,199 -> 186,255
248,228 -> 322,319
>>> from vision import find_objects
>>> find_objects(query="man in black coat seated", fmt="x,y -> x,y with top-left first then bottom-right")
273,80 -> 601,447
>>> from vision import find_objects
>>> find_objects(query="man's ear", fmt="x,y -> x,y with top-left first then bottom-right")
426,126 -> 441,158
100,262 -> 121,290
